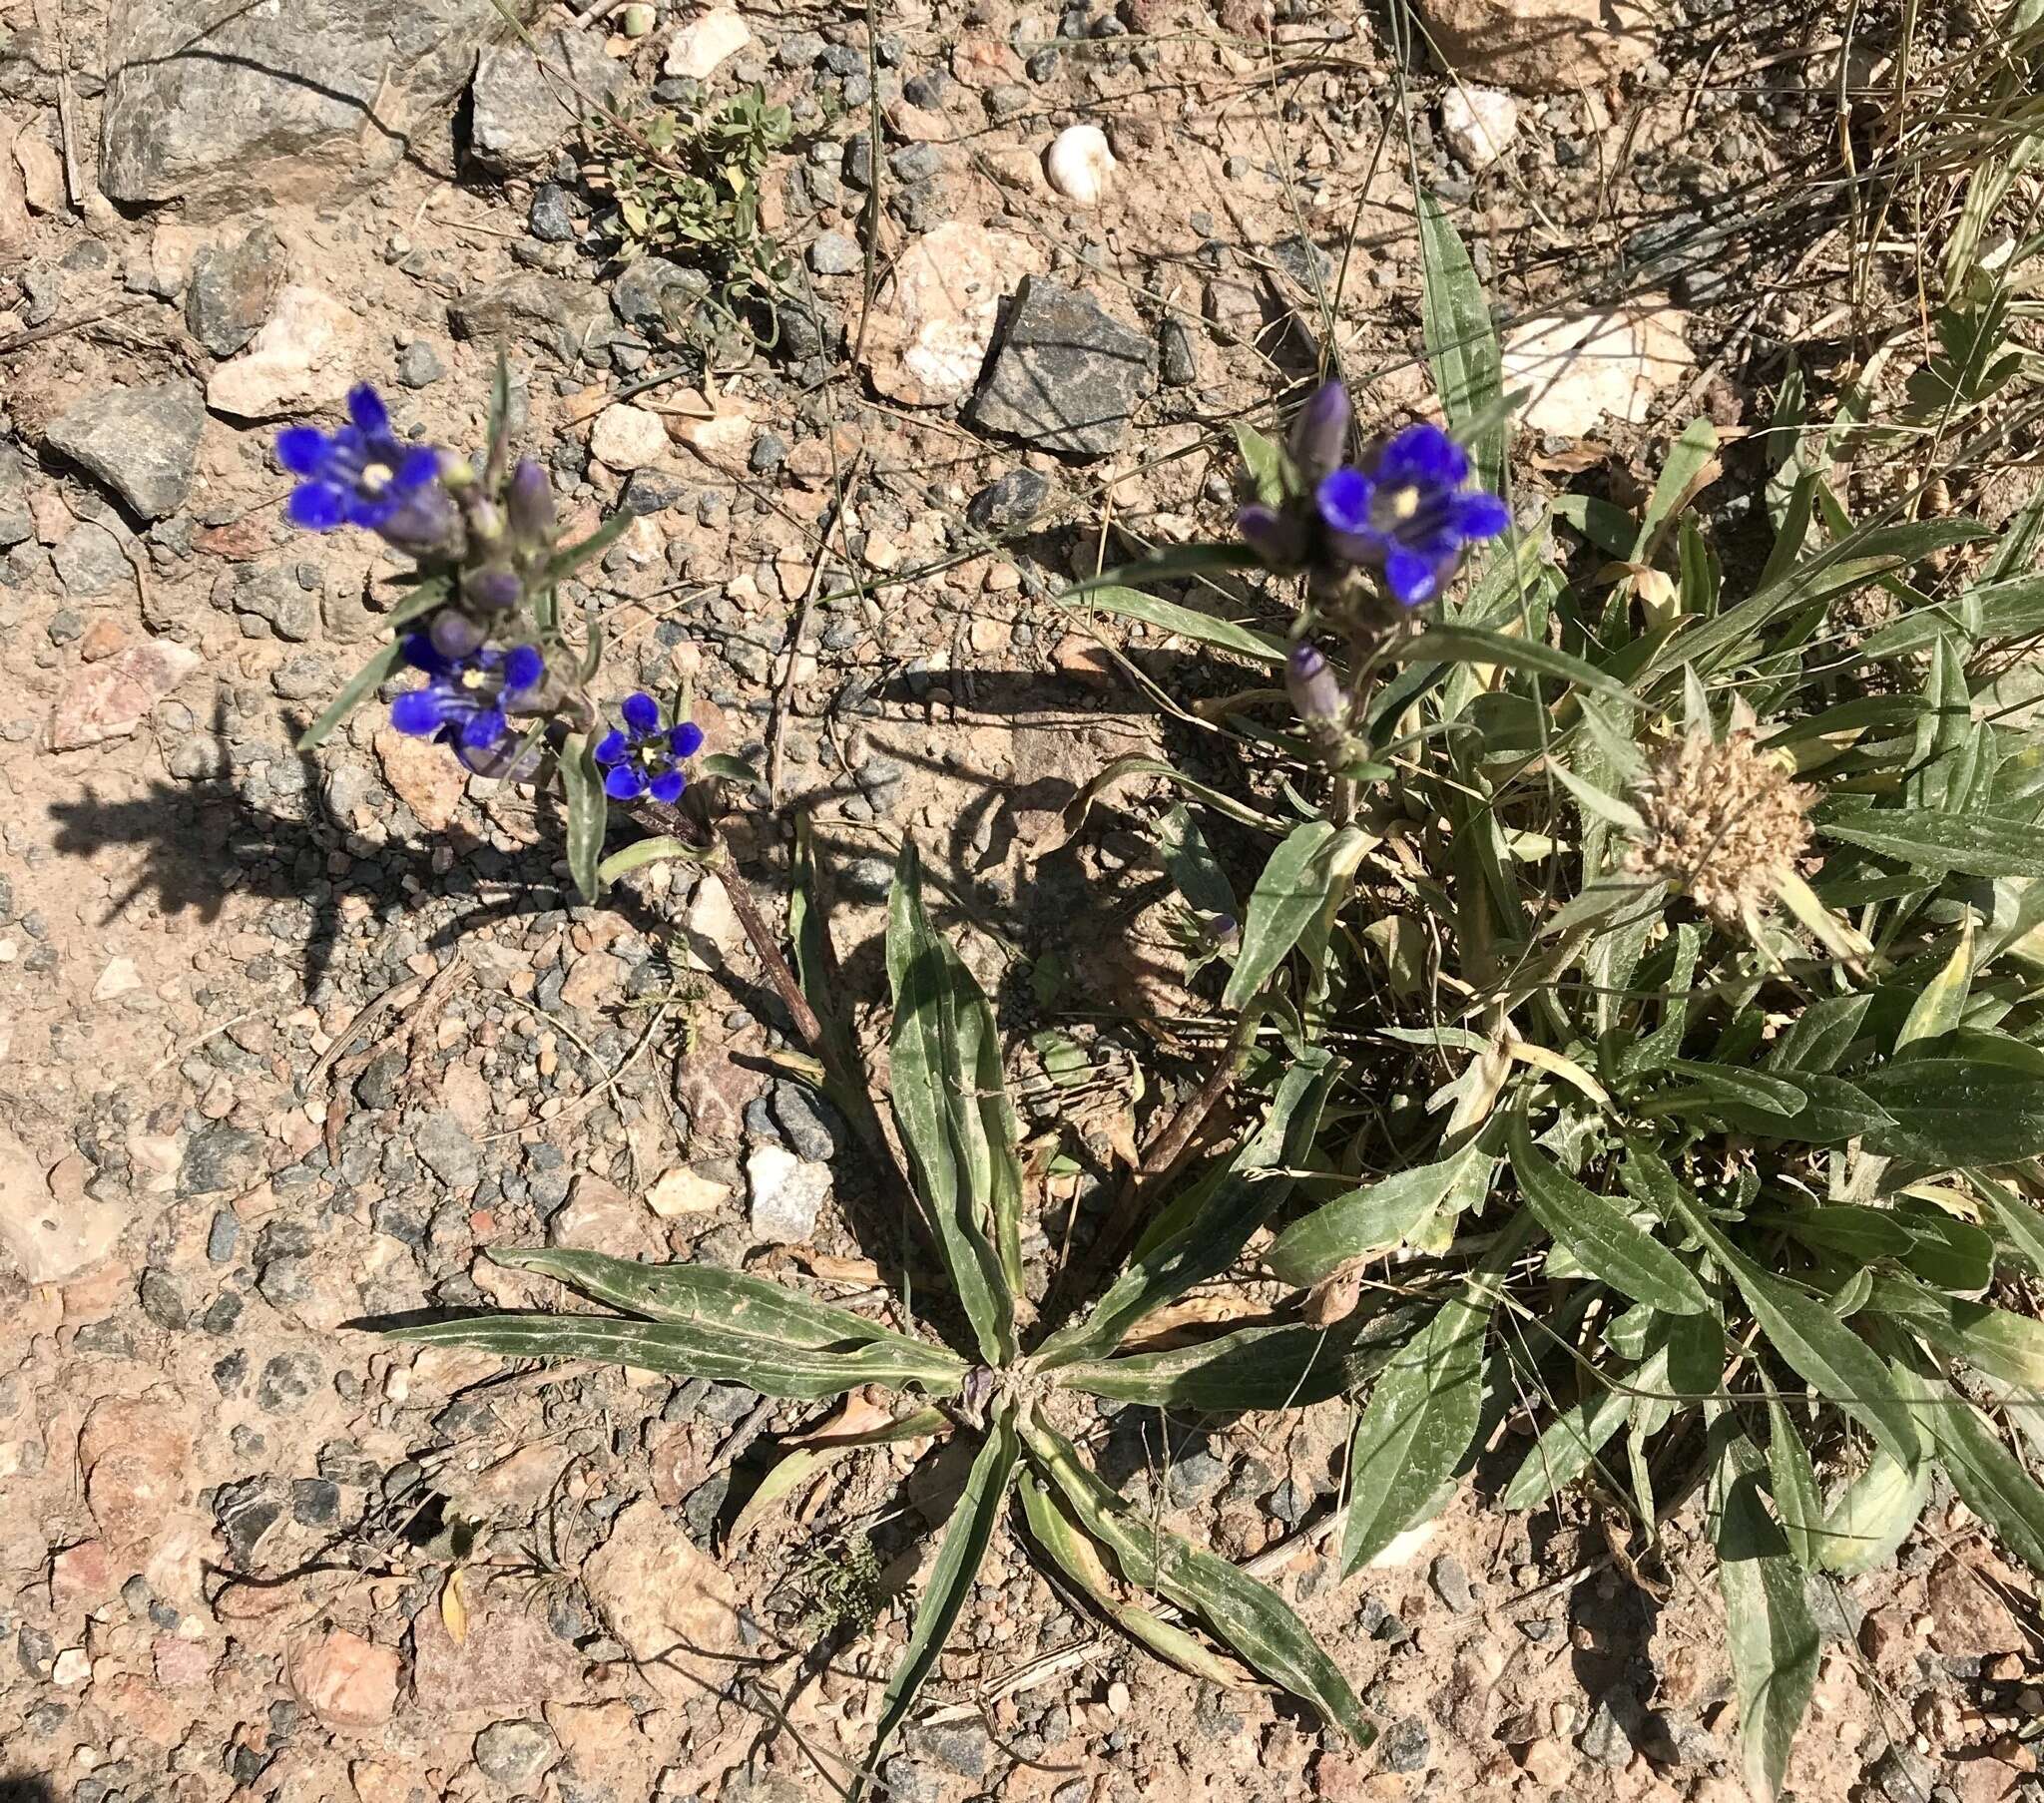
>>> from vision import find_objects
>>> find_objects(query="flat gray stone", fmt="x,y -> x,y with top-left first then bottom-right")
186,225 -> 284,357
470,29 -> 627,174
45,381 -> 205,522
966,275 -> 1154,459
450,273 -> 612,358
99,0 -> 541,207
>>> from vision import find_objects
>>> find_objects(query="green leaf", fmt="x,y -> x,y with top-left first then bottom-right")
543,507 -> 634,585
1817,807 -> 2044,879
1341,1276 -> 1494,1572
1864,1273 -> 2044,1388
295,638 -> 409,751
1859,1058 -> 2044,1164
1634,418 -> 1721,560
1056,1318 -> 1381,1411
484,349 -> 513,469
1767,993 -> 1874,1076
1224,822 -> 1369,1010
699,750 -> 762,786
1158,803 -> 1237,921
1921,1375 -> 2044,1576
1041,753 -> 1285,854
1021,1416 -> 1372,1747
1508,1114 -> 1712,1315
596,834 -> 712,884
1766,1401 -> 1823,1569
1819,1442 -> 1929,1577
1776,1204 -> 1915,1262
559,731 -> 608,903
1068,582 -> 1284,665
1396,625 -> 1631,701
1267,1141 -> 1496,1287
1975,1171 -> 2044,1274
859,1410 -> 1020,1792
1233,422 -> 1286,509
1893,1203 -> 1993,1295
383,571 -> 456,631
1417,189 -> 1505,494
887,842 -> 1023,1365
1662,1061 -> 1809,1118
1501,1370 -> 1636,1510
1710,1425 -> 1820,1802
1033,1053 -> 1334,1369
1016,1470 -> 1245,1687
1637,1147 -> 1920,1469
732,1405 -> 947,1542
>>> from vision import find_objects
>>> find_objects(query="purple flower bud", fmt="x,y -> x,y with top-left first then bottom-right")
1286,642 -> 1343,724
1286,380 -> 1351,487
428,609 -> 487,660
1238,502 -> 1308,571
507,458 -> 556,547
464,566 -> 523,613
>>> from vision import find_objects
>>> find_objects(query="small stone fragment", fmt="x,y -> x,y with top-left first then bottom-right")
290,1627 -> 400,1730
746,1144 -> 830,1243
44,381 -> 206,520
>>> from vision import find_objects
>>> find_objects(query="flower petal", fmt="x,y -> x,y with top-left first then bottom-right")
389,687 -> 449,735
346,384 -> 390,435
649,768 -> 686,805
621,691 -> 661,733
401,633 -> 448,674
502,645 -> 545,694
459,706 -> 507,751
593,729 -> 629,766
1378,422 -> 1467,490
394,445 -> 443,491
669,721 -> 705,758
275,427 -> 330,477
1383,546 -> 1440,608
1314,467 -> 1376,536
1454,491 -> 1511,540
284,482 -> 346,530
604,763 -> 649,801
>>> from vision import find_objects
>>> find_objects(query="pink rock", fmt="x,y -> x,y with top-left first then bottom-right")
50,1540 -> 117,1605
81,1393 -> 194,1558
290,1626 -> 401,1730
372,725 -> 468,832
49,638 -> 201,750
154,1633 -> 217,1689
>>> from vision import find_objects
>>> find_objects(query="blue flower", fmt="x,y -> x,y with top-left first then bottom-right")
389,635 -> 544,758
276,385 -> 455,553
593,691 -> 704,804
1314,423 -> 1510,608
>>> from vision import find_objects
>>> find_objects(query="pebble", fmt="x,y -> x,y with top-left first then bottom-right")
474,1718 -> 557,1787
397,339 -> 446,387
966,275 -> 1154,458
590,403 -> 670,472
966,467 -> 1050,533
808,229 -> 861,275
44,380 -> 207,520
746,1143 -> 831,1243
1380,1716 -> 1432,1773
1430,1552 -> 1477,1614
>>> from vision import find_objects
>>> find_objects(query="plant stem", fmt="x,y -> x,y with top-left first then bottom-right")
710,846 -> 824,1051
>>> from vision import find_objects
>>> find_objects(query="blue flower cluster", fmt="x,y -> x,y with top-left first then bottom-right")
389,636 -> 544,761
276,385 -> 455,553
595,692 -> 704,804
1238,382 -> 1509,608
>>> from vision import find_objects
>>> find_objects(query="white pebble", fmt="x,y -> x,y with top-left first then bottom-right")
1044,124 -> 1116,208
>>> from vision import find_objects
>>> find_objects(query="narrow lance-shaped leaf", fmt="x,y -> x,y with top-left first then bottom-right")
1055,1315 -> 1401,1413
296,638 -> 409,751
1766,1401 -> 1823,1570
1033,1052 -> 1334,1369
1710,1422 -> 1820,1802
1417,188 -> 1506,495
1225,822 -> 1370,1010
1021,1415 -> 1372,1748
1508,1113 -> 1712,1315
1016,1470 -> 1245,1687
558,730 -> 608,903
1859,1058 -> 2044,1165
1067,582 -> 1285,665
887,841 -> 1021,1365
733,1405 -> 946,1544
1633,1145 -> 1920,1470
857,1410 -> 1020,1796
1816,807 -> 2044,880
1268,1140 -> 1496,1287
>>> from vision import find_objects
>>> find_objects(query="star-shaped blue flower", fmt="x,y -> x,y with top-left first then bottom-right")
389,634 -> 544,757
1313,423 -> 1510,608
276,385 -> 453,552
594,691 -> 705,804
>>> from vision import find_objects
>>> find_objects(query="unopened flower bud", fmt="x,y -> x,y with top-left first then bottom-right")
465,565 -> 522,613
507,458 -> 557,547
428,609 -> 487,660
1238,502 -> 1307,571
1286,379 -> 1351,488
465,495 -> 505,545
1286,642 -> 1343,725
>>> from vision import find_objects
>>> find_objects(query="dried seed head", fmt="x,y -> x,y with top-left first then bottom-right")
1625,726 -> 1811,925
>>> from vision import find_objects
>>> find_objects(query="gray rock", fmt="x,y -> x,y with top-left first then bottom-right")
770,1083 -> 845,1162
749,432 -> 788,472
257,1350 -> 321,1409
470,30 -> 625,173
1871,1744 -> 1937,1803
99,0 -> 539,207
414,1111 -> 481,1188
474,1719 -> 557,1788
611,255 -> 712,332
291,1478 -> 341,1526
139,1267 -> 187,1329
1429,1552 -> 1476,1614
53,523 -> 131,598
206,1209 -> 241,1263
966,276 -> 1154,458
0,442 -> 33,548
451,273 -> 612,357
965,468 -> 1049,533
914,1720 -> 989,1779
186,225 -> 283,356
1379,1716 -> 1432,1774
397,339 -> 446,388
234,564 -> 320,643
528,183 -> 577,241
180,1123 -> 265,1196
807,229 -> 861,275
1160,316 -> 1198,386
1580,1694 -> 1637,1769
214,1476 -> 287,1567
44,381 -> 206,521
746,1144 -> 830,1243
